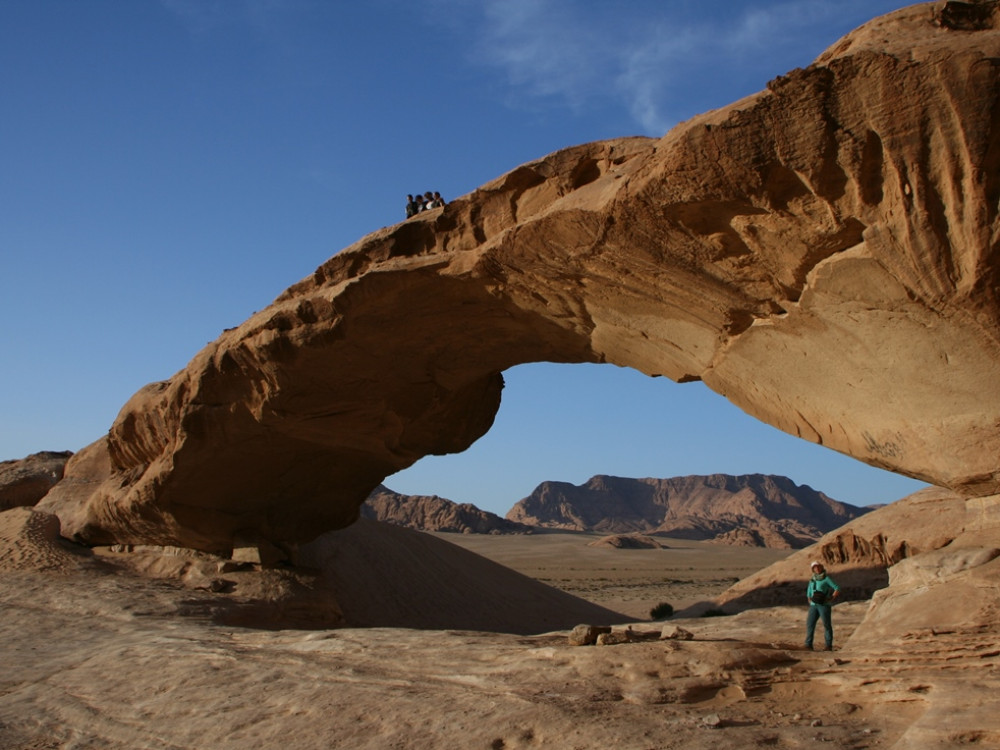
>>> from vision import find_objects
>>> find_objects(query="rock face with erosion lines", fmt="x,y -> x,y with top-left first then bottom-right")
38,2 -> 1000,551
713,486 -> 970,609
507,474 -> 867,548
361,485 -> 532,534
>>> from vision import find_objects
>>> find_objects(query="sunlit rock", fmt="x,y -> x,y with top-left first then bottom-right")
39,2 -> 1000,550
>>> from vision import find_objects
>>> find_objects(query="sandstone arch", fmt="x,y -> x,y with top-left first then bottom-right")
41,2 -> 1000,551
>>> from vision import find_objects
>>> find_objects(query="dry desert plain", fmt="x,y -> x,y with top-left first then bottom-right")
7,507 -> 990,750
429,530 -> 792,619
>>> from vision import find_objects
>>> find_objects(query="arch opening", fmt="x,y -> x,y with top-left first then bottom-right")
387,362 -> 929,517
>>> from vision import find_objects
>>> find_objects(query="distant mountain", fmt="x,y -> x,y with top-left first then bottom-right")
505,474 -> 870,548
362,485 -> 532,534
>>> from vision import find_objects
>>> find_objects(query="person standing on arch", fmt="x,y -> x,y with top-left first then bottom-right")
805,560 -> 841,651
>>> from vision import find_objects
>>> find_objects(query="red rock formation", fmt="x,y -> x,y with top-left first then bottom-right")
362,486 -> 531,534
507,474 -> 867,548
39,2 -> 1000,551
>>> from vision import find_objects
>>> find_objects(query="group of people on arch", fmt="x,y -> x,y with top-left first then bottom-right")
405,191 -> 445,218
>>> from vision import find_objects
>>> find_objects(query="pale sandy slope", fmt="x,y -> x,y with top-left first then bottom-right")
0,560 -> 908,750
3,504 -> 1000,749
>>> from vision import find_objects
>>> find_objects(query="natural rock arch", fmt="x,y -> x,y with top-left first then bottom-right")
42,2 -> 1000,551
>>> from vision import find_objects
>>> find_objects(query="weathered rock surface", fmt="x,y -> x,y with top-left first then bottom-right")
362,485 -> 531,534
0,451 -> 72,510
508,474 -> 868,548
39,2 -> 1000,550
713,485 -> 980,609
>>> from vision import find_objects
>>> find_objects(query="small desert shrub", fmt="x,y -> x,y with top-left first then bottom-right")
700,608 -> 728,617
649,602 -> 674,620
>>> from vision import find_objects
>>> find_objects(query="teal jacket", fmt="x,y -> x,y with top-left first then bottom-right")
807,572 -> 840,605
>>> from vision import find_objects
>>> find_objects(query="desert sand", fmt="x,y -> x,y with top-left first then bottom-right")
4,505 -> 999,749
0,569 -> 887,750
430,530 -> 792,619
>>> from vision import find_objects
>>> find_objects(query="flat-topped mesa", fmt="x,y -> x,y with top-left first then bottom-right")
40,2 -> 1000,551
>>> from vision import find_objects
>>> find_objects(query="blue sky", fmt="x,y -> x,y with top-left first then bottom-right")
1,0 -> 926,515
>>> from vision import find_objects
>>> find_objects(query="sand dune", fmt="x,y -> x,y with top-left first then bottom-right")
296,519 -> 626,633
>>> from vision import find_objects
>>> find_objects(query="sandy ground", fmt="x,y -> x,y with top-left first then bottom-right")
430,530 -> 793,619
1,567 -> 906,750
2,510 -> 998,749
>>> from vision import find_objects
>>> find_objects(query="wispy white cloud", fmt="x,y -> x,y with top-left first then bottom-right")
614,24 -> 698,135
472,0 -> 609,110
435,0 -> 903,135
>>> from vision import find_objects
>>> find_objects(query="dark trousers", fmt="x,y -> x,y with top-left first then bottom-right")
805,603 -> 833,648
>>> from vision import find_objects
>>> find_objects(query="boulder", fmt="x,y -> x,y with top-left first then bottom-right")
569,624 -> 612,646
596,629 -> 637,646
230,533 -> 287,567
660,625 -> 695,641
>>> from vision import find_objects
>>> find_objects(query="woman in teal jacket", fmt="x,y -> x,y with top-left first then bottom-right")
805,561 -> 841,650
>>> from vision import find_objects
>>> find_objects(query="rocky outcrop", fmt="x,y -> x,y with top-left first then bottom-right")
362,485 -> 531,534
713,486 -> 970,609
0,451 -> 72,511
710,528 -> 771,547
507,474 -> 868,548
38,3 -> 1000,550
849,542 -> 1000,643
586,533 -> 665,549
